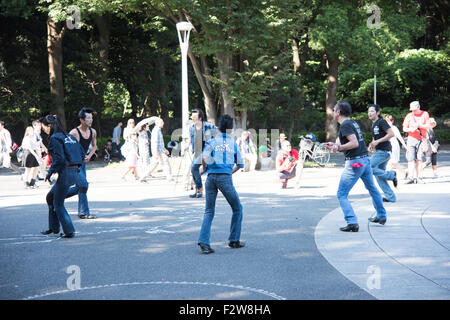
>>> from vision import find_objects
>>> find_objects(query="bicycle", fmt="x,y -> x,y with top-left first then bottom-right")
298,135 -> 331,166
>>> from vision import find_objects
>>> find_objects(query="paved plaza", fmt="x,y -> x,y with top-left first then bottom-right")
1,148 -> 449,300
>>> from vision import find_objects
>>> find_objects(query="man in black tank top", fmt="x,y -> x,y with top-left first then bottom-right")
66,108 -> 97,219
325,101 -> 386,232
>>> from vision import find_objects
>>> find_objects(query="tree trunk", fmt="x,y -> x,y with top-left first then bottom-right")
292,39 -> 301,72
200,55 -> 217,125
47,17 -> 66,129
216,52 -> 234,118
187,50 -> 217,124
157,55 -> 169,132
325,53 -> 339,141
241,110 -> 247,130
93,14 -> 111,138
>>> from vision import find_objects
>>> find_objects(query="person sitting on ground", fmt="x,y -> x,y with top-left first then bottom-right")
275,140 -> 303,189
103,139 -> 113,163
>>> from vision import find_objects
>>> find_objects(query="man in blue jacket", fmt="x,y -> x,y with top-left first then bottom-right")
197,115 -> 245,254
188,108 -> 217,198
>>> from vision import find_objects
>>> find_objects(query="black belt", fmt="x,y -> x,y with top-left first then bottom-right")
67,164 -> 81,170
345,155 -> 368,161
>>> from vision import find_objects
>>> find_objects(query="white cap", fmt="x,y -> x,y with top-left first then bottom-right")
410,101 -> 420,111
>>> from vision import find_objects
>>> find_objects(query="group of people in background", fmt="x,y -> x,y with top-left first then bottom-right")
0,99 -> 443,242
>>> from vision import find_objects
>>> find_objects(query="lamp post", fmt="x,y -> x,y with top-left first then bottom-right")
176,21 -> 193,140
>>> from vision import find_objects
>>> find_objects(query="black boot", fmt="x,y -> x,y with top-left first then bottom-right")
339,224 -> 359,232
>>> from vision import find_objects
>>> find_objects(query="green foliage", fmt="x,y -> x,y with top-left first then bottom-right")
0,0 -> 447,141
435,129 -> 450,144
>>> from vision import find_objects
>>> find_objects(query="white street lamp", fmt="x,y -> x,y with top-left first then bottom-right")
176,21 -> 193,140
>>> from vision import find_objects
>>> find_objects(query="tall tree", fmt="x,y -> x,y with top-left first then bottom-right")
309,0 -> 425,140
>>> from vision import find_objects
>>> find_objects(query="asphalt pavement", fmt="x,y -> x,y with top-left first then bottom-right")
0,146 -> 449,300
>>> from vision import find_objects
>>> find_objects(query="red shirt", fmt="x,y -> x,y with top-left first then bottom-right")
276,148 -> 299,171
402,110 -> 429,140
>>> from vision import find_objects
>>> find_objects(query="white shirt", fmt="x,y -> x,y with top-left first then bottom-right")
0,128 -> 12,152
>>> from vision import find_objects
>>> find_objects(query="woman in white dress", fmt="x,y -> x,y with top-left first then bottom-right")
123,118 -> 135,143
137,124 -> 151,177
385,115 -> 408,179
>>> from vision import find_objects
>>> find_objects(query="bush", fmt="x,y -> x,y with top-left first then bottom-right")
435,129 -> 450,144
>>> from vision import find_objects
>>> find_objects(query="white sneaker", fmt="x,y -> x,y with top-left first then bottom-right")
433,172 -> 439,179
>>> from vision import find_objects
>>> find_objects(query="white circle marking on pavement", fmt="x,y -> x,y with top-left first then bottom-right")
23,281 -> 287,300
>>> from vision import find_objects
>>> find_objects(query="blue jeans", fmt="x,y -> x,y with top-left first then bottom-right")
370,150 -> 396,202
337,157 -> 386,225
198,174 -> 243,246
66,162 -> 90,216
47,168 -> 78,235
191,155 -> 203,190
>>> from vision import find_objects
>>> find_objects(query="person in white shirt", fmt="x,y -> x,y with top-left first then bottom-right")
123,118 -> 135,143
236,131 -> 257,172
139,119 -> 172,182
0,120 -> 22,174
385,115 -> 408,179
32,120 -> 48,180
21,126 -> 41,188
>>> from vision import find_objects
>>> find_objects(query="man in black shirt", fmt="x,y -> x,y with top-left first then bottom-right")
325,101 -> 387,232
368,104 -> 397,203
66,108 -> 97,219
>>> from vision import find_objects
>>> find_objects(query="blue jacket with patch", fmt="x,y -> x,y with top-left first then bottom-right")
202,133 -> 244,174
48,132 -> 85,175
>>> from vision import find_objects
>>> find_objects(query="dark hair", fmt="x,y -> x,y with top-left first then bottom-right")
191,108 -> 204,121
0,120 -> 4,126
369,104 -> 382,119
78,107 -> 94,120
335,101 -> 352,116
139,123 -> 148,132
39,115 -> 65,135
218,115 -> 233,132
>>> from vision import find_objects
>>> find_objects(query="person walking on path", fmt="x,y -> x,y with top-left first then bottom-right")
123,118 -> 135,144
385,115 -> 408,179
0,120 -> 22,174
40,115 -> 85,238
324,101 -> 387,232
121,133 -> 139,180
236,131 -> 258,172
21,126 -> 41,188
197,115 -> 245,254
66,107 -> 97,219
137,124 -> 151,177
188,108 -> 217,198
139,118 -> 173,182
422,117 -> 439,178
32,119 -> 49,181
402,101 -> 431,184
367,104 -> 398,203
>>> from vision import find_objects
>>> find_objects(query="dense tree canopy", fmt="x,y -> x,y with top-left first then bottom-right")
1,0 -> 448,143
